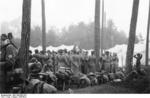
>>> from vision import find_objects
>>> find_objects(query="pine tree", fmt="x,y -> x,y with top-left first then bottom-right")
146,0 -> 150,66
41,0 -> 46,52
126,0 -> 139,73
94,0 -> 101,72
101,0 -> 104,55
19,0 -> 32,78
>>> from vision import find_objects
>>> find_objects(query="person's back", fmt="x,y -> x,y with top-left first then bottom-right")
25,78 -> 57,93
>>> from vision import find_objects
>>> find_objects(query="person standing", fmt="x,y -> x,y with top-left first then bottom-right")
134,53 -> 142,73
103,51 -> 111,73
0,34 -> 18,92
88,51 -> 96,73
112,53 -> 119,73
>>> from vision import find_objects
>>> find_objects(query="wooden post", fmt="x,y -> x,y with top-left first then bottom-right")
41,0 -> 46,52
145,0 -> 150,66
19,0 -> 32,79
94,0 -> 101,72
125,0 -> 139,73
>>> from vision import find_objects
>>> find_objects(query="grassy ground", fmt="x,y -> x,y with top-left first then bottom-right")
72,84 -> 136,94
58,66 -> 150,94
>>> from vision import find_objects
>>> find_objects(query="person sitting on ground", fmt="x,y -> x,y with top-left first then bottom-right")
87,72 -> 98,86
26,61 -> 57,93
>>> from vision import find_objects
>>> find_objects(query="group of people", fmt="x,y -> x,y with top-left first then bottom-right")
0,33 -> 129,93
29,48 -> 119,74
26,48 -> 122,93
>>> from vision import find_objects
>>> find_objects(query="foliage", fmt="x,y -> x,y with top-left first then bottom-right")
11,19 -> 140,49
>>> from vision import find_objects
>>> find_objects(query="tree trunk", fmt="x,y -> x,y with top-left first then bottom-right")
19,0 -> 32,79
41,0 -> 46,52
101,0 -> 104,55
94,0 -> 101,72
125,0 -> 139,73
146,0 -> 150,66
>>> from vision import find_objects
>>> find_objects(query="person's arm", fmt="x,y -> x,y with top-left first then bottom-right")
140,54 -> 142,59
133,54 -> 137,59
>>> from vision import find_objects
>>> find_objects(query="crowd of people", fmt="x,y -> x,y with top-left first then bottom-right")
0,33 -> 145,93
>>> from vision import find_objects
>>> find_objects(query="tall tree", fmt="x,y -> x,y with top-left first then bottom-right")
126,0 -> 139,73
101,0 -> 104,55
41,0 -> 46,52
94,0 -> 101,72
146,0 -> 150,66
107,20 -> 114,48
19,0 -> 31,78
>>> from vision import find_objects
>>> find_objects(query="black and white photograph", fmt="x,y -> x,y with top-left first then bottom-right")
0,0 -> 150,95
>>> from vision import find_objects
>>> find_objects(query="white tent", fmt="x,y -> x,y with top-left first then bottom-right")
108,41 -> 150,67
30,44 -> 74,53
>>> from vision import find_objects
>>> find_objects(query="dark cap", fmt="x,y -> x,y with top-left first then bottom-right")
35,49 -> 39,54
1,34 -> 8,41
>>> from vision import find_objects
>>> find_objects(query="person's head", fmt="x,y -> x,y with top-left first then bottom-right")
113,53 -> 117,57
72,50 -> 76,54
110,52 -> 112,57
1,34 -> 9,46
76,51 -> 80,55
30,57 -> 38,63
137,53 -> 142,59
91,51 -> 95,56
1,34 -> 7,41
8,32 -> 13,40
40,50 -> 45,54
29,62 -> 42,74
102,53 -> 105,57
137,53 -> 141,57
105,51 -> 110,56
29,50 -> 32,55
64,49 -> 67,54
35,49 -> 39,54
85,51 -> 88,55
58,49 -> 63,55
47,50 -> 51,54
52,51 -> 55,54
